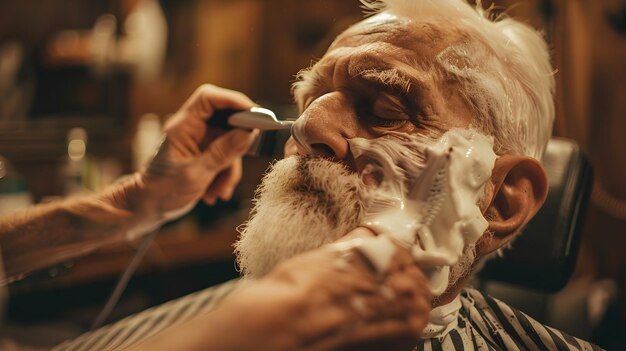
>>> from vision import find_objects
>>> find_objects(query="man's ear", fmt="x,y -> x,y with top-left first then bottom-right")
477,155 -> 548,256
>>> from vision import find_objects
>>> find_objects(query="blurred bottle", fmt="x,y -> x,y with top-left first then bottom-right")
59,128 -> 100,196
0,155 -> 33,216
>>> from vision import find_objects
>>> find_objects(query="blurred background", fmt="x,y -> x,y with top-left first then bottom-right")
0,0 -> 624,349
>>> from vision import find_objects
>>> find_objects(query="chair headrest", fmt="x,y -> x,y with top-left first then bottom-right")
478,138 -> 593,293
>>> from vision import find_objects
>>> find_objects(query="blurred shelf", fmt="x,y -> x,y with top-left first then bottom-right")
0,116 -> 131,160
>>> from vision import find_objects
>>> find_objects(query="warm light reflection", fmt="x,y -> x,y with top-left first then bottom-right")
68,140 -> 86,161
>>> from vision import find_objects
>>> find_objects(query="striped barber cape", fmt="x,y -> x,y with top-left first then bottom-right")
53,281 -> 602,351
415,288 -> 603,351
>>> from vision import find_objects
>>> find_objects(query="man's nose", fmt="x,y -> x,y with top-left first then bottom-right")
292,92 -> 358,160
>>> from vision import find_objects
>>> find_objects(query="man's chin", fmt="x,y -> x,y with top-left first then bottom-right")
234,156 -> 364,278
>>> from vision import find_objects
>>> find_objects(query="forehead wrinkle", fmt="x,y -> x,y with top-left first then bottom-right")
331,21 -> 409,49
292,43 -> 408,102
326,42 -> 431,90
294,29 -> 459,108
334,18 -> 454,50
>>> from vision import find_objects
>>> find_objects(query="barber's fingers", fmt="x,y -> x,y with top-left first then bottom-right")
163,85 -> 256,142
182,84 -> 257,120
330,246 -> 430,330
216,159 -> 242,200
291,291 -> 408,345
301,286 -> 428,351
333,289 -> 428,350
338,244 -> 431,335
261,244 -> 430,351
202,129 -> 258,171
373,246 -> 431,323
202,160 -> 242,205
202,174 -> 221,206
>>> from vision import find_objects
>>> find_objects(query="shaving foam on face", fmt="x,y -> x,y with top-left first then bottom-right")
348,128 -> 497,296
291,110 -> 496,294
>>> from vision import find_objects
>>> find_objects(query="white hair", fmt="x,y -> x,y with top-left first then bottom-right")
357,0 -> 555,159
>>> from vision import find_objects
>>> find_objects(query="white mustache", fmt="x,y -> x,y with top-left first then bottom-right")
234,156 -> 363,278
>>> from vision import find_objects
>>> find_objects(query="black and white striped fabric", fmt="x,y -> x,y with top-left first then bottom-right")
53,279 -> 242,351
53,282 -> 602,351
415,288 -> 603,351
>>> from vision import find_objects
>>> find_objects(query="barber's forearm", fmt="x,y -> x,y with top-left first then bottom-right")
0,175 -> 144,280
126,312 -> 247,351
127,281 -> 299,351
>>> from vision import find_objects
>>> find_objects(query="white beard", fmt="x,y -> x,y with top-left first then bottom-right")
234,156 -> 364,278
235,150 -> 482,293
444,244 -> 477,294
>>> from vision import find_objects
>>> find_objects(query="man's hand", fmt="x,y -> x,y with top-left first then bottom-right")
214,235 -> 431,350
127,228 -> 430,351
0,84 -> 259,281
116,84 -> 259,239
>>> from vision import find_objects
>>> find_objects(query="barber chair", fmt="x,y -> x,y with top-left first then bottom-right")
52,136 -> 593,351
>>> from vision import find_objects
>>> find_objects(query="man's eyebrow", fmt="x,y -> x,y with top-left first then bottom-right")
291,62 -> 332,108
292,47 -> 432,106
355,67 -> 415,95
351,51 -> 437,95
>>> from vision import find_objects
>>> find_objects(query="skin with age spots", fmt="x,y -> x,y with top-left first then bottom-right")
292,19 -> 476,168
289,18 -> 480,302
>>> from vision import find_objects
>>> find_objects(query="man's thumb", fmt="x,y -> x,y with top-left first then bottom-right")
203,129 -> 258,170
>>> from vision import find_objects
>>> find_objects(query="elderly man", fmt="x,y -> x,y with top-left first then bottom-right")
48,0 -> 601,350
231,0 -> 601,349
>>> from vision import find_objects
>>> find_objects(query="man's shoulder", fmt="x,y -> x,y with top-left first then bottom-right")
449,287 -> 604,351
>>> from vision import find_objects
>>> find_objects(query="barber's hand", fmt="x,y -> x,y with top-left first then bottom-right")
118,84 -> 258,239
215,230 -> 432,351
